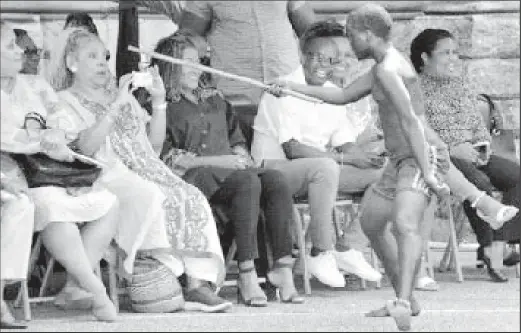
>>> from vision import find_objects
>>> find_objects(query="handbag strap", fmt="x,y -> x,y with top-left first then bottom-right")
23,112 -> 47,129
477,93 -> 500,135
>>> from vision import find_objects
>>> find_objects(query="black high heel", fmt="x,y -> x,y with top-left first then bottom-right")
237,266 -> 268,307
482,256 -> 508,283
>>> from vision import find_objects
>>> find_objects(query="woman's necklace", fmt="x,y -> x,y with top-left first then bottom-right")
70,84 -> 114,105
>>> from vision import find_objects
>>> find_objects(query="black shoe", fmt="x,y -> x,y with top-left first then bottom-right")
482,256 -> 508,283
184,284 -> 233,313
503,251 -> 520,267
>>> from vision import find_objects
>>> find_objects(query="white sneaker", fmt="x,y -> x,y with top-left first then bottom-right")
334,249 -> 382,282
307,251 -> 345,288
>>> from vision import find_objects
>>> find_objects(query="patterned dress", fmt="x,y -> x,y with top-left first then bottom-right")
419,73 -> 491,149
53,90 -> 224,284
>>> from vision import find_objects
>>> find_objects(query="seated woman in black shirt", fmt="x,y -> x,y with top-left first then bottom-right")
155,31 -> 304,306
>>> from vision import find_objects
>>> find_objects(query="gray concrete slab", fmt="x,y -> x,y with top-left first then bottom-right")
7,250 -> 520,332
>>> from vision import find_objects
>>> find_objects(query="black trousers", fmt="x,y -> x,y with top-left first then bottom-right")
451,155 -> 520,246
210,169 -> 293,263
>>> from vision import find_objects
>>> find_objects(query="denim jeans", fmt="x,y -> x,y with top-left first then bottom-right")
210,169 -> 293,262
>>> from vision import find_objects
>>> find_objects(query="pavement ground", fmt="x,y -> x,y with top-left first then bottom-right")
5,248 -> 520,332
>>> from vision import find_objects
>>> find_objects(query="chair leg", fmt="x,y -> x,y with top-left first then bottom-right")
511,244 -> 520,278
15,234 -> 44,307
225,240 -> 237,271
107,263 -> 119,312
447,204 -> 463,282
424,242 -> 435,279
293,206 -> 310,295
20,280 -> 31,321
371,249 -> 381,289
39,257 -> 55,297
360,277 -> 367,290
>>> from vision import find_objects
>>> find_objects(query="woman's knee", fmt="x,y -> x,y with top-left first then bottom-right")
260,169 -> 291,195
225,170 -> 262,199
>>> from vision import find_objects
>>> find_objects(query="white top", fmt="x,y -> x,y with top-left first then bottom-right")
284,81 -> 373,151
251,72 -> 373,164
0,74 -> 116,231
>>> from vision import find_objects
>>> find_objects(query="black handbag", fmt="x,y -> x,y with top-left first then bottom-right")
11,112 -> 102,188
12,153 -> 101,188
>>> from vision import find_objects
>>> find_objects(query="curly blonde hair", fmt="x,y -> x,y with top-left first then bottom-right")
46,28 -> 100,91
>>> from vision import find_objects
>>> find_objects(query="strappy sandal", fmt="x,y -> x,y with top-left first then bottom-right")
472,191 -> 519,230
266,261 -> 304,304
237,266 -> 268,307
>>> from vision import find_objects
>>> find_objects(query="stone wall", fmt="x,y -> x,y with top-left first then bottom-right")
2,1 -> 518,130
312,1 -> 521,131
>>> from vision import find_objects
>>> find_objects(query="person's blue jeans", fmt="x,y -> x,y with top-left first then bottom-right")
451,154 -> 520,246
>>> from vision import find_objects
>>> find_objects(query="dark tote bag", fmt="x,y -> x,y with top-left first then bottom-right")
11,112 -> 101,188
12,153 -> 101,188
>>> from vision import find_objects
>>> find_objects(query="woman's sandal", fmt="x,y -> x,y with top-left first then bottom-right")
386,298 -> 412,331
237,266 -> 268,307
266,261 -> 304,304
472,191 -> 519,230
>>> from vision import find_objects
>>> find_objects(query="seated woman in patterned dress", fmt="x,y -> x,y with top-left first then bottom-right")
45,28 -> 231,313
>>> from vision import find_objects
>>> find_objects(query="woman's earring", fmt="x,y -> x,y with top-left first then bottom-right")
69,66 -> 78,73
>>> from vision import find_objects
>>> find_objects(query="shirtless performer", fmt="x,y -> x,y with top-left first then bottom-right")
266,4 -> 516,331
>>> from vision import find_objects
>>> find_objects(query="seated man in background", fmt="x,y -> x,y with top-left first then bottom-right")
279,20 -> 385,280
251,20 -> 382,286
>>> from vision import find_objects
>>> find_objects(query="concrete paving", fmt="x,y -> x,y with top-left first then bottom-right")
7,251 -> 520,332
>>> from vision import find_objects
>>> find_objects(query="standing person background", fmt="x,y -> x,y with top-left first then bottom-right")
132,0 -> 316,104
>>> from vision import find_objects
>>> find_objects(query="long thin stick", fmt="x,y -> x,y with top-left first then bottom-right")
128,45 -> 323,104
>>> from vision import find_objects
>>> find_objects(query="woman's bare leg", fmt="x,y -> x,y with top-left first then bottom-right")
41,223 -> 117,321
56,202 -> 119,308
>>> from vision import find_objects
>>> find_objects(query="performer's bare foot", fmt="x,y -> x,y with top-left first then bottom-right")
365,296 -> 420,317
387,298 -> 412,331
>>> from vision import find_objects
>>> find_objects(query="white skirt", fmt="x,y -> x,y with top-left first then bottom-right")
1,193 -> 34,280
30,185 -> 117,231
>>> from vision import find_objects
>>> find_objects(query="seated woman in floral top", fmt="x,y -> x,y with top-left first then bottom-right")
411,28 -> 520,282
156,31 -> 304,306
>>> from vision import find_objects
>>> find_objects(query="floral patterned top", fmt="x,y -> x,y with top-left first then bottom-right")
419,72 -> 491,149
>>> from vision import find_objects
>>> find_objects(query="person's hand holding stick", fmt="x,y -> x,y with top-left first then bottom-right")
127,45 -> 323,104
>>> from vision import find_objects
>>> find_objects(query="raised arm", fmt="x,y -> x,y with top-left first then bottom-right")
288,1 -> 316,37
284,70 -> 373,105
375,67 -> 431,177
